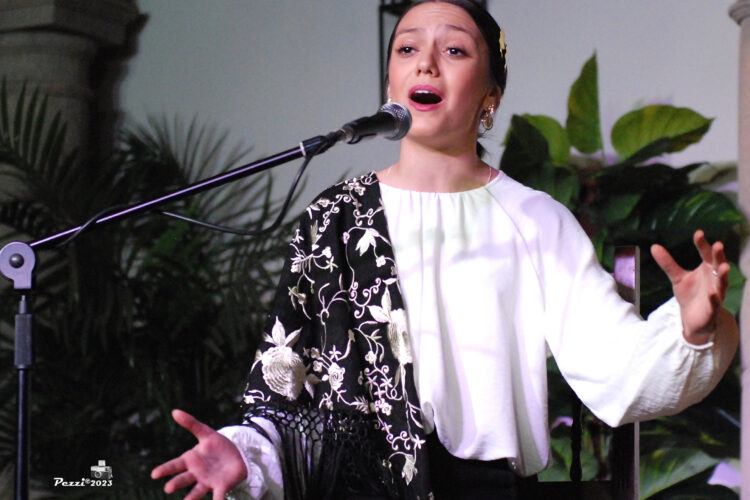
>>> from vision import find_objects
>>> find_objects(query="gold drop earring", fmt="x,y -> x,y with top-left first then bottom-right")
481,105 -> 495,131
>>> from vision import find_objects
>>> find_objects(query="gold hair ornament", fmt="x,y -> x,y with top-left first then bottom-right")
498,29 -> 508,72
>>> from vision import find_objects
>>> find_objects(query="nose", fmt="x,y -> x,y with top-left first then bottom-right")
416,47 -> 439,76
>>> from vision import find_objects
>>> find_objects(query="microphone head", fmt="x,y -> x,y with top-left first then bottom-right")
379,102 -> 412,141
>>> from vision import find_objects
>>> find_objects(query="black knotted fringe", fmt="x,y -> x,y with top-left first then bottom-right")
244,402 -> 400,500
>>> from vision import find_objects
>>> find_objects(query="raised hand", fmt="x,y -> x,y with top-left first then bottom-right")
151,409 -> 247,500
651,229 -> 731,345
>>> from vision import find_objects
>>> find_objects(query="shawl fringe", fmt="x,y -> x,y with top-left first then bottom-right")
244,402 -> 400,500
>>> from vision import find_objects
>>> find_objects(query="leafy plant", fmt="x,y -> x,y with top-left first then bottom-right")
0,81 -> 300,497
500,55 -> 743,498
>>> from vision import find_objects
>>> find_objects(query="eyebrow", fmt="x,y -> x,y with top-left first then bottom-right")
394,24 -> 475,38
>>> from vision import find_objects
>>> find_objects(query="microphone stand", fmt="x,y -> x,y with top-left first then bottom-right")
0,131 -> 343,500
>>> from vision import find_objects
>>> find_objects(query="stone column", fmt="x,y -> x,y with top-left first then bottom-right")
730,1 -> 750,498
0,0 -> 141,156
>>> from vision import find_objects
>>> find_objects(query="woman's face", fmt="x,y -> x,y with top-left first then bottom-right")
388,2 -> 499,148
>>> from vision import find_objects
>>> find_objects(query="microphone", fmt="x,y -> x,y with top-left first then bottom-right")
338,102 -> 412,144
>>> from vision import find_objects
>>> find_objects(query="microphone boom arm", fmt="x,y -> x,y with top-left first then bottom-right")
28,133 -> 339,250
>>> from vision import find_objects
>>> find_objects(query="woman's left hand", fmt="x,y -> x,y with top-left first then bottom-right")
651,229 -> 730,345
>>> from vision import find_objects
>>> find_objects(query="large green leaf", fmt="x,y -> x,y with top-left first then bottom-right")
531,161 -> 579,209
597,192 -> 642,225
647,190 -> 744,247
522,114 -> 570,165
501,115 -> 579,209
566,54 -> 602,154
611,105 -> 713,161
500,114 -> 550,182
640,448 -> 719,499
724,263 -> 745,316
591,163 -> 692,196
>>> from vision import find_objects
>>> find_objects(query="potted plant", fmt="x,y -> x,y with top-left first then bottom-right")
499,54 -> 743,498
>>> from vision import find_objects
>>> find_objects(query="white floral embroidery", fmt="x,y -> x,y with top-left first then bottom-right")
292,227 -> 303,244
258,318 -> 307,400
288,286 -> 306,308
356,228 -> 379,256
402,454 -> 416,484
310,220 -> 321,249
375,399 -> 392,415
368,288 -> 412,366
242,389 -> 268,405
343,178 -> 366,196
326,362 -> 345,391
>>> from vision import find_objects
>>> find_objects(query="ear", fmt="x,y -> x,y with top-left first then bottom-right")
485,85 -> 502,110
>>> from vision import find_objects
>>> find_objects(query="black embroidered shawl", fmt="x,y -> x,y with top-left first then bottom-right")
242,172 -> 432,500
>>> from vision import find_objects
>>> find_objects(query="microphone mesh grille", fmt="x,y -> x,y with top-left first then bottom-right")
380,102 -> 412,140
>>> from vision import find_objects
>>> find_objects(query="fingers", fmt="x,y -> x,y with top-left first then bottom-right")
713,239 -> 727,267
184,482 -> 211,500
713,240 -> 730,277
172,409 -> 214,441
151,410 -> 214,479
712,241 -> 730,301
651,243 -> 684,284
695,229 -> 729,271
693,230 -> 714,264
660,230 -> 731,285
164,471 -> 196,494
213,487 -> 230,500
151,456 -> 186,480
694,230 -> 730,296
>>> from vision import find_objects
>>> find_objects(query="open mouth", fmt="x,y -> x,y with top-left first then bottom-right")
410,89 -> 443,105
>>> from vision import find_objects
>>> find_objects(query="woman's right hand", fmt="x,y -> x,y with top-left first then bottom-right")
151,409 -> 248,500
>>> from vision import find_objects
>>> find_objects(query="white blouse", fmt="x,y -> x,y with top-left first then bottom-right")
225,171 -> 736,497
378,171 -> 734,475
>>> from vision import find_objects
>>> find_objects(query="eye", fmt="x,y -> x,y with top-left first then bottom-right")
446,47 -> 467,56
396,45 -> 415,55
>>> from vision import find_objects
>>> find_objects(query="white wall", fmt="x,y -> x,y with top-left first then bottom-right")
120,0 -> 739,207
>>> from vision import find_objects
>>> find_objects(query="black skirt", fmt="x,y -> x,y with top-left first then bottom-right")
426,431 -> 538,500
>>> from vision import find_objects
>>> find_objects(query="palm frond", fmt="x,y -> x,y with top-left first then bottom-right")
0,84 -> 302,496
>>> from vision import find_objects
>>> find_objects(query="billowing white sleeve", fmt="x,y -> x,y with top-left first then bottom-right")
539,199 -> 738,427
218,419 -> 284,500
